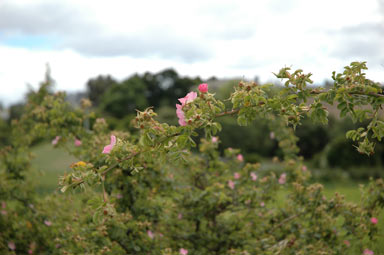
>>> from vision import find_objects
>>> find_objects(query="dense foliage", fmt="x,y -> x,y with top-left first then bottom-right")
1,62 -> 384,254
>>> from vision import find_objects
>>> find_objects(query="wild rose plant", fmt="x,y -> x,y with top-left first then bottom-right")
1,62 -> 384,254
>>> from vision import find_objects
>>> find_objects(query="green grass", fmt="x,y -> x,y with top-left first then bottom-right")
30,142 -> 78,195
322,181 -> 364,203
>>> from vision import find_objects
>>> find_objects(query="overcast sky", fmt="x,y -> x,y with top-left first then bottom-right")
0,0 -> 383,106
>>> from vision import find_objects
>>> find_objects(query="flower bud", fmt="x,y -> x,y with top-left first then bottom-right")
198,83 -> 208,93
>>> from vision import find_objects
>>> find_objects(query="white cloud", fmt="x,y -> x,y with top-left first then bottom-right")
0,0 -> 383,106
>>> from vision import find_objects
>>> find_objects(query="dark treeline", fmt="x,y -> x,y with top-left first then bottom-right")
1,69 -> 384,180
87,68 -> 202,118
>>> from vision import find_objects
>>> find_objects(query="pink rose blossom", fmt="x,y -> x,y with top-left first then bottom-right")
29,242 -> 36,253
343,240 -> 350,247
260,202 -> 265,207
250,172 -> 258,181
228,180 -> 235,190
278,173 -> 286,184
176,92 -> 197,126
236,154 -> 244,162
178,213 -> 183,220
178,92 -> 197,105
180,248 -> 188,255
198,83 -> 208,93
234,172 -> 241,179
371,217 -> 378,224
363,249 -> 374,255
302,165 -> 307,172
176,104 -> 187,126
211,136 -> 218,143
147,230 -> 154,239
102,135 -> 116,154
8,241 -> 15,251
52,136 -> 60,145
44,220 -> 52,226
1,201 -> 6,215
74,138 -> 82,147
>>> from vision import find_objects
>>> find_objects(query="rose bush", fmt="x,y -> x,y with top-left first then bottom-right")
1,62 -> 384,254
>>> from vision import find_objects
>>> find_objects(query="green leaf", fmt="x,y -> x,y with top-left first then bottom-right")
287,94 -> 298,100
92,211 -> 102,224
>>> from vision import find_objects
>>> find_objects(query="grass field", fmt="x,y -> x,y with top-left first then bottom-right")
30,142 -> 78,195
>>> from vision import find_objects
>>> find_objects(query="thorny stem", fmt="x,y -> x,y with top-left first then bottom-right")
310,89 -> 384,98
100,131 -> 181,177
268,212 -> 303,233
69,89 -> 383,189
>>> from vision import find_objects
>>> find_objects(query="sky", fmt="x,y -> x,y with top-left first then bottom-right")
0,0 -> 383,106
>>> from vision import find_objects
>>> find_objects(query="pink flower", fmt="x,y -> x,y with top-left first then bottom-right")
178,92 -> 197,105
198,83 -> 208,93
176,104 -> 187,126
1,202 -> 6,214
237,154 -> 244,162
147,230 -> 154,239
176,92 -> 197,126
260,202 -> 265,207
52,136 -> 60,145
116,194 -> 123,199
371,217 -> 378,224
363,249 -> 374,255
180,248 -> 188,255
102,135 -> 116,154
74,138 -> 82,147
29,242 -> 36,253
250,172 -> 258,181
8,241 -> 15,251
302,165 -> 307,172
228,180 -> 235,190
178,213 -> 183,220
44,220 -> 52,226
278,173 -> 286,184
211,136 -> 218,143
234,172 -> 241,179
343,240 -> 350,247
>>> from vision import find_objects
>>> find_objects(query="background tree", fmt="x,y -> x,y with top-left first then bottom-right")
143,68 -> 202,108
100,75 -> 148,119
87,75 -> 117,107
